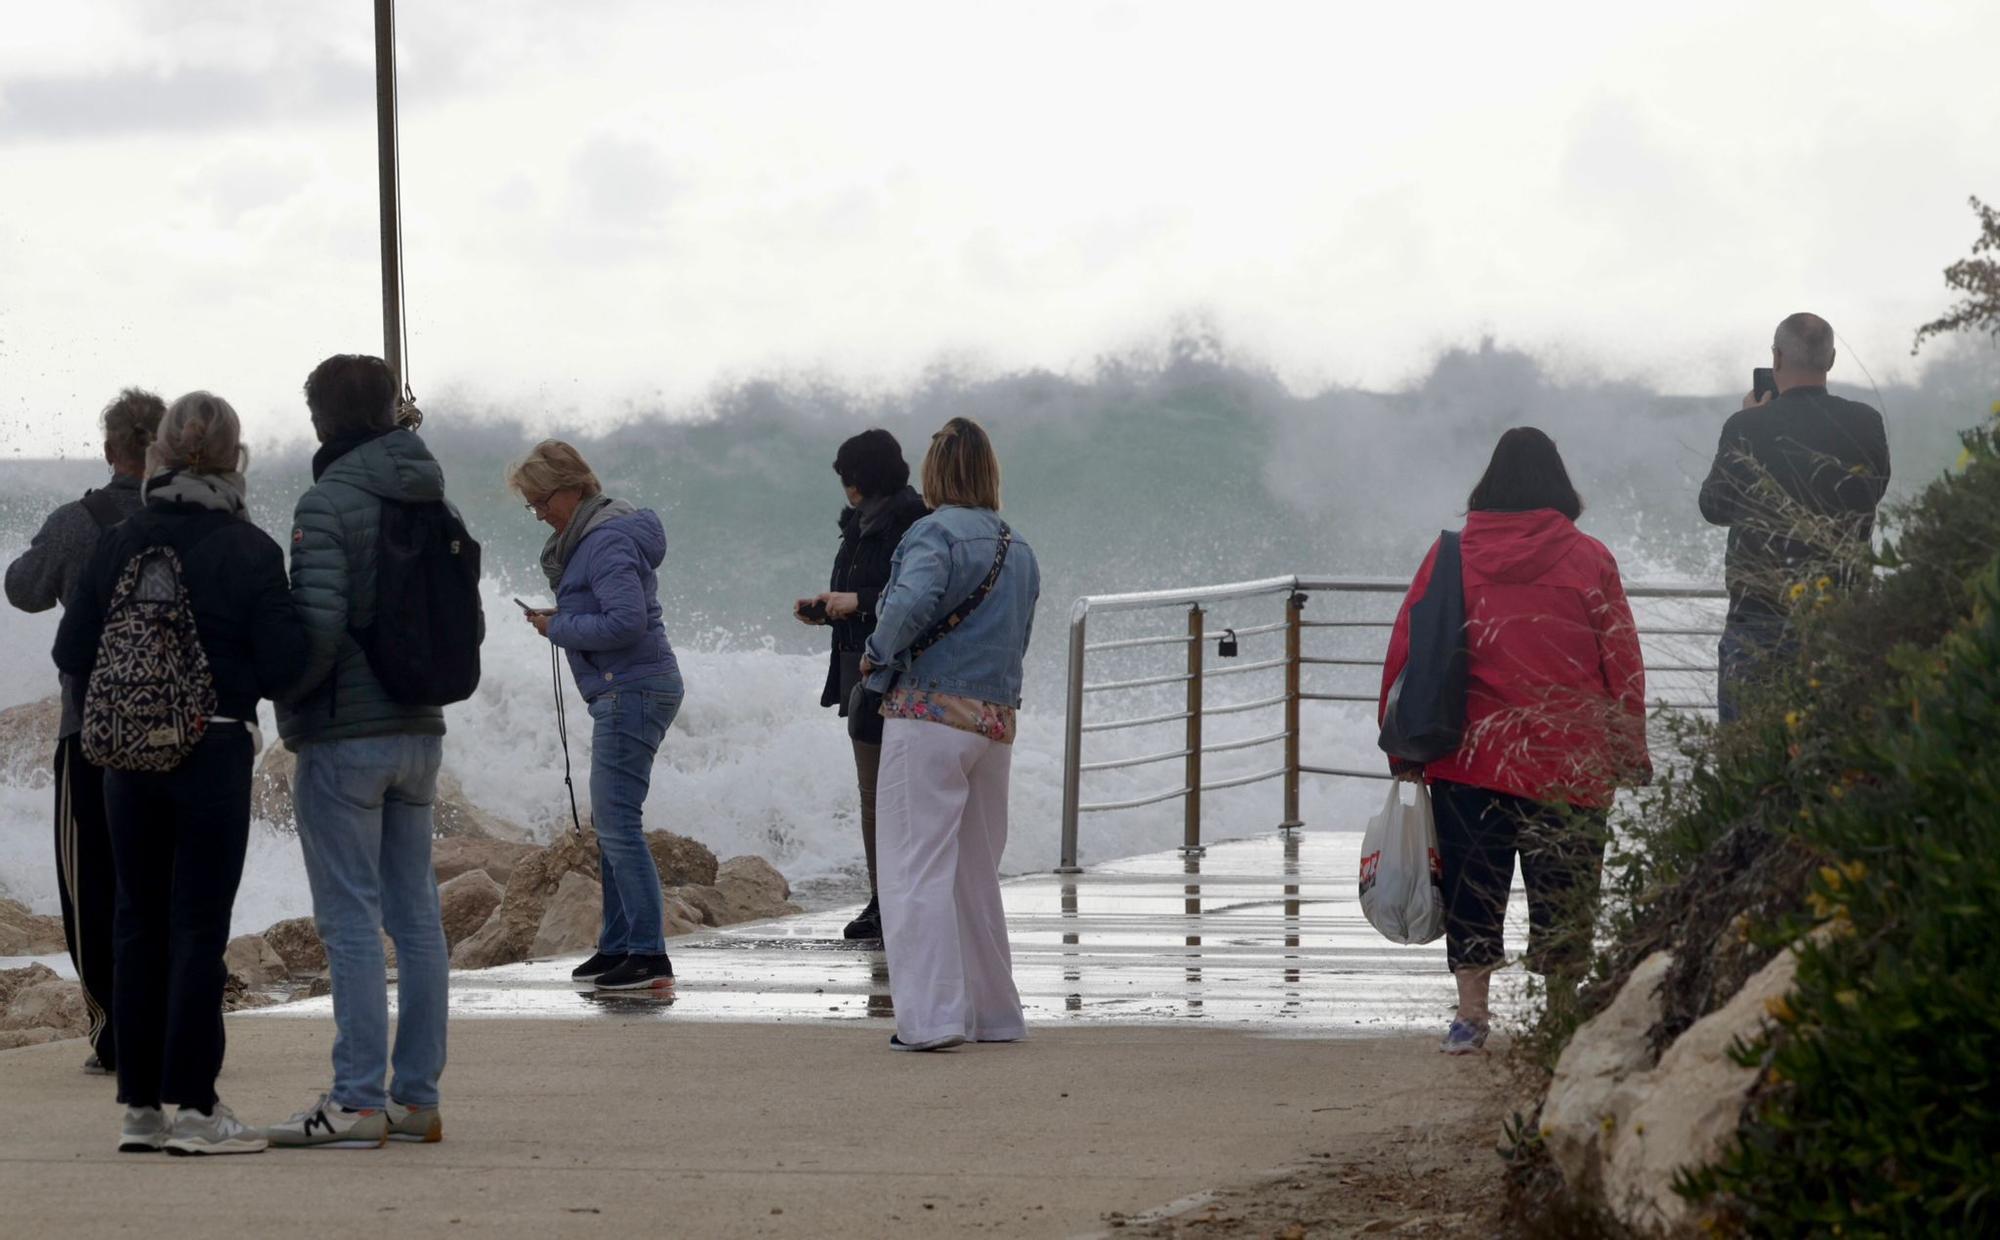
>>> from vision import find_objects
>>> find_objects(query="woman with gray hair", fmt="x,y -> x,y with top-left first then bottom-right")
55,391 -> 307,1155
508,439 -> 684,991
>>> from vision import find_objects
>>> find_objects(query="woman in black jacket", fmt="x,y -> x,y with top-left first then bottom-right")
795,429 -> 928,940
54,392 -> 307,1157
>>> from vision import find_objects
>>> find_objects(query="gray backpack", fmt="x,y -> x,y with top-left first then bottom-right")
82,546 -> 218,772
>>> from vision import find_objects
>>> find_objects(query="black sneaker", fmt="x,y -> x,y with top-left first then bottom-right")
594,954 -> 674,990
842,896 -> 882,941
570,952 -> 627,983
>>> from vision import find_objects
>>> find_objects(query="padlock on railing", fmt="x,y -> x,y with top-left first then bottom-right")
1217,629 -> 1239,658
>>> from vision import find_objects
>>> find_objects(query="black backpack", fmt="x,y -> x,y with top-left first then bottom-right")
354,499 -> 484,706
1378,530 -> 1468,764
82,546 -> 219,772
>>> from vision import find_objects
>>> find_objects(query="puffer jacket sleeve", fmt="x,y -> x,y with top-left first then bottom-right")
1376,538 -> 1439,776
546,530 -> 648,652
245,529 -> 311,701
286,485 -> 350,700
865,518 -> 952,669
1589,552 -> 1652,786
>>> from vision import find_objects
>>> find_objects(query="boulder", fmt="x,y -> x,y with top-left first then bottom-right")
438,870 -> 505,951
0,695 -> 61,788
710,855 -> 803,925
450,908 -> 513,970
1544,951 -> 1674,1194
262,917 -> 327,974
1546,945 -> 1807,1231
530,872 -> 602,957
664,892 -> 706,939
646,831 -> 719,888
0,964 -> 87,1040
0,896 -> 67,956
223,935 -> 289,989
456,830 -> 600,969
669,883 -> 729,928
433,837 -> 537,887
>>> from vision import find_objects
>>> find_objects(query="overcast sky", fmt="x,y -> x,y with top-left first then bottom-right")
2,0 -> 1995,457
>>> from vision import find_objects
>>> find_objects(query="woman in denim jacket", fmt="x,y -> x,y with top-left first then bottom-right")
861,418 -> 1041,1050
509,440 -> 684,993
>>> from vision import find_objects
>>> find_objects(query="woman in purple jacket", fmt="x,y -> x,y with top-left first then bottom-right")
508,440 -> 684,992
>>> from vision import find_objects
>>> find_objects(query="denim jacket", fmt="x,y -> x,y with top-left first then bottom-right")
863,506 -> 1040,708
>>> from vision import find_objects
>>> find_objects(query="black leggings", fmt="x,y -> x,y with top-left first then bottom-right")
1430,780 -> 1606,976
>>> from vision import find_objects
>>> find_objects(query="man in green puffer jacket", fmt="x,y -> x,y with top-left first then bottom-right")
266,355 -> 477,1151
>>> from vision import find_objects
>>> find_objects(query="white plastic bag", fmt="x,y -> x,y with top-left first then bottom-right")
1358,780 -> 1447,945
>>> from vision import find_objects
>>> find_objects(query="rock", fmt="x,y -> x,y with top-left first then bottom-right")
456,830 -> 600,969
252,745 -> 530,841
1547,945 -> 1807,1231
663,892 -> 706,939
0,896 -> 67,956
0,966 -> 88,1039
433,837 -> 537,887
646,831 -> 719,888
530,872 -> 603,957
709,855 -> 803,925
0,1028 -> 68,1050
438,870 -> 505,951
262,917 -> 327,974
669,883 -> 729,927
0,695 -> 62,788
223,935 -> 289,989
449,908 -> 512,970
1544,951 -> 1674,1194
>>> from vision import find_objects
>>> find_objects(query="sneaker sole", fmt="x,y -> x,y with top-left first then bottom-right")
270,1135 -> 387,1149
165,1138 -> 268,1156
594,976 -> 674,991
388,1119 -> 443,1143
117,1138 -> 166,1153
890,1034 -> 968,1052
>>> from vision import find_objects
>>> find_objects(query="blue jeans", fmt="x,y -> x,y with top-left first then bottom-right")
588,672 -> 683,955
294,734 -> 448,1111
1717,616 -> 1792,724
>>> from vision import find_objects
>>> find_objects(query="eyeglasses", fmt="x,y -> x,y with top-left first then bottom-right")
524,493 -> 552,514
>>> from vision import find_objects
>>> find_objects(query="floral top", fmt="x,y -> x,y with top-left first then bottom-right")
882,686 -> 1017,744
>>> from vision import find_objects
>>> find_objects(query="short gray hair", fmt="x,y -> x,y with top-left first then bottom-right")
148,391 -> 246,477
1773,312 -> 1836,372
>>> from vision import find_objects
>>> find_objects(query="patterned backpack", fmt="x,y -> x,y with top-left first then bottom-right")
82,546 -> 218,772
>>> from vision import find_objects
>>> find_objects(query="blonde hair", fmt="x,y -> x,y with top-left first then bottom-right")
148,391 -> 246,477
920,417 -> 1002,511
506,439 -> 602,501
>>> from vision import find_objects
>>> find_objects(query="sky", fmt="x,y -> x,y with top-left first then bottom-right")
1,0 -> 1996,457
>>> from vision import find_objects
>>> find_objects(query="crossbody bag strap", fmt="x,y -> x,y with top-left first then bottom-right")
905,521 -> 1012,663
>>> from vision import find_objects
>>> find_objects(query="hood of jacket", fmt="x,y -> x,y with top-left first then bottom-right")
1460,508 -> 1583,583
582,507 -> 667,570
317,428 -> 445,503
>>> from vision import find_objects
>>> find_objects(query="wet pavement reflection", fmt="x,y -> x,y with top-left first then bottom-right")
254,831 -> 1534,1035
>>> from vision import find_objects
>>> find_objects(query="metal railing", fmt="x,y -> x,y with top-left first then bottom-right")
1056,574 -> 1728,872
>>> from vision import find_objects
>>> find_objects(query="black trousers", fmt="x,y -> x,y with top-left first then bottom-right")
1430,780 -> 1607,976
104,727 -> 254,1112
53,736 -> 119,1068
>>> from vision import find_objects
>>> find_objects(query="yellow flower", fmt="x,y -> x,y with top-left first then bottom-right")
1786,710 -> 1805,731
1766,995 -> 1795,1023
1818,865 -> 1844,890
1841,859 -> 1868,883
1789,582 -> 1809,602
1835,990 -> 1860,1008
1808,678 -> 1822,689
1828,783 -> 1847,800
1816,576 -> 1833,592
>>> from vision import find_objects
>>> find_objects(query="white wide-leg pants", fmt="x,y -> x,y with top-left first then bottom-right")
876,717 -> 1025,1045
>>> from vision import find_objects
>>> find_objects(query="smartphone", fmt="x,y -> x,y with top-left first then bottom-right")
797,598 -> 830,624
1752,367 -> 1779,401
513,597 -> 548,614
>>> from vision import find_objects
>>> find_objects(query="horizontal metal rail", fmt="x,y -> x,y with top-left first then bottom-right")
1057,572 -> 1729,871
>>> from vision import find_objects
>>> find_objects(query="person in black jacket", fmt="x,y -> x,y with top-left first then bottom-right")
5,387 -> 164,1078
1699,312 -> 1890,721
53,392 -> 307,1157
794,429 -> 928,941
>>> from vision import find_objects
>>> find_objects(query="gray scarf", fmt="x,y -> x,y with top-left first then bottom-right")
142,469 -> 247,516
540,493 -> 636,591
856,492 -> 900,537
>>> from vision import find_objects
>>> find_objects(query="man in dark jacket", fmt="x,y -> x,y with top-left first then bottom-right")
265,355 -> 479,1149
1699,312 -> 1890,721
5,388 -> 164,1077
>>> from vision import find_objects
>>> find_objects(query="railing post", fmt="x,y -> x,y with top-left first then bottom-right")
1280,591 -> 1305,833
1058,608 -> 1087,873
1183,605 -> 1204,857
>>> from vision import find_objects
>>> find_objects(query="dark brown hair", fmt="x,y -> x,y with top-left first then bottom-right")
304,354 -> 399,437
101,388 -> 166,470
1466,427 -> 1584,521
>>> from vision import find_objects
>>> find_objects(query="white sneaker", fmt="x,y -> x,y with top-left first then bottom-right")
385,1099 -> 443,1143
164,1102 -> 268,1156
264,1091 -> 387,1149
118,1105 -> 168,1153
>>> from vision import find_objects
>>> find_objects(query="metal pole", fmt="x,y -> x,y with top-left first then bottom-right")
374,0 -> 404,383
1057,609 -> 1088,873
1280,591 -> 1305,833
1182,606 -> 1204,856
